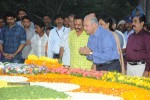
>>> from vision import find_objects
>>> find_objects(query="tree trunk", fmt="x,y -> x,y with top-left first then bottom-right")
139,0 -> 146,13
56,0 -> 65,14
146,0 -> 150,23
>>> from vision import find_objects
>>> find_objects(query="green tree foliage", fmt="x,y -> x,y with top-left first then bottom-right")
0,0 -> 138,21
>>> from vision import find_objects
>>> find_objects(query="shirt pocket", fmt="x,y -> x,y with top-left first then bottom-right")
134,39 -> 144,51
14,32 -> 20,41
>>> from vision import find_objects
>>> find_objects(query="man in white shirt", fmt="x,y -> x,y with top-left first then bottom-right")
47,15 -> 70,65
30,20 -> 48,57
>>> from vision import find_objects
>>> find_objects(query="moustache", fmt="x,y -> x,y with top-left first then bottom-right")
57,22 -> 62,25
75,28 -> 80,30
132,25 -> 136,27
127,26 -> 133,28
8,22 -> 13,24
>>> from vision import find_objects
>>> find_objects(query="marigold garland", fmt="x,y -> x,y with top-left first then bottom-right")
24,55 -> 62,69
17,73 -> 150,100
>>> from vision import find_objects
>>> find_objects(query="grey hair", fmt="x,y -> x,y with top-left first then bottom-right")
84,15 -> 99,25
91,17 -> 99,25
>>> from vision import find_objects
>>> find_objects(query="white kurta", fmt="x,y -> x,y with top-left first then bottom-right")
30,33 -> 48,57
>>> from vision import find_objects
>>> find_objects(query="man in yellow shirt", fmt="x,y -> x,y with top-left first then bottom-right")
60,16 -> 92,70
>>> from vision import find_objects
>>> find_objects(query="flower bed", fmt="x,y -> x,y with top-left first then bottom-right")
101,72 -> 150,90
2,63 -> 47,74
18,73 -> 149,100
48,67 -> 107,79
0,56 -> 150,100
0,72 -> 150,100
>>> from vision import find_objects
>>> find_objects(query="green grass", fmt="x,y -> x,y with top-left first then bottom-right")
0,86 -> 69,99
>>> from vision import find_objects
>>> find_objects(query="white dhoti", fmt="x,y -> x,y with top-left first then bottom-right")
127,62 -> 145,77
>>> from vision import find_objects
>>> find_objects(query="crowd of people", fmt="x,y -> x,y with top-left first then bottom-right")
0,5 -> 150,77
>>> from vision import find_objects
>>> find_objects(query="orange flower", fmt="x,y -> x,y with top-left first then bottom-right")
15,73 -> 150,100
24,55 -> 62,69
1,68 -> 150,100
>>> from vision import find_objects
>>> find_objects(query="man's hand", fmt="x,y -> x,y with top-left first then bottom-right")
92,64 -> 96,70
8,54 -> 15,59
5,54 -> 15,60
2,53 -> 9,59
143,71 -> 149,77
79,46 -> 92,55
2,53 -> 14,59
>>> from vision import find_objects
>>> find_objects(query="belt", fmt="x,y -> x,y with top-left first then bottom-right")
53,53 -> 60,59
96,59 -> 119,67
128,61 -> 145,65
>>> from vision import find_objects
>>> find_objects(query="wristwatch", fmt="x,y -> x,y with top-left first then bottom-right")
90,51 -> 93,55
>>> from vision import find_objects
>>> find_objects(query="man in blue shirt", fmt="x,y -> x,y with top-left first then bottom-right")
0,12 -> 26,63
0,16 -> 5,60
79,14 -> 120,72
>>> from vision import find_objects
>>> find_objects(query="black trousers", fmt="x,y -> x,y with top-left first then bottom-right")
96,60 -> 121,72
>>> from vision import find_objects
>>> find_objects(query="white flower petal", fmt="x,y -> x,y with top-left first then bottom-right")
30,82 -> 80,92
0,76 -> 28,82
65,92 -> 123,100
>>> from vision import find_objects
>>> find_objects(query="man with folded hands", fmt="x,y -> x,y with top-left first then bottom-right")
79,14 -> 120,72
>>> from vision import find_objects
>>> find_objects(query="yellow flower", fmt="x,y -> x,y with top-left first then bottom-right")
118,76 -> 124,81
28,55 -> 38,60
0,81 -> 7,88
39,56 -> 47,60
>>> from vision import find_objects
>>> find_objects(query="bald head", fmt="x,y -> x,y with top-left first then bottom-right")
88,13 -> 96,17
84,14 -> 99,34
84,14 -> 98,25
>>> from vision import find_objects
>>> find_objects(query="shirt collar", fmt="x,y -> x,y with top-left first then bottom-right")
74,30 -> 86,36
37,33 -> 47,38
127,29 -> 134,34
6,23 -> 18,29
56,26 -> 65,31
134,29 -> 145,35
